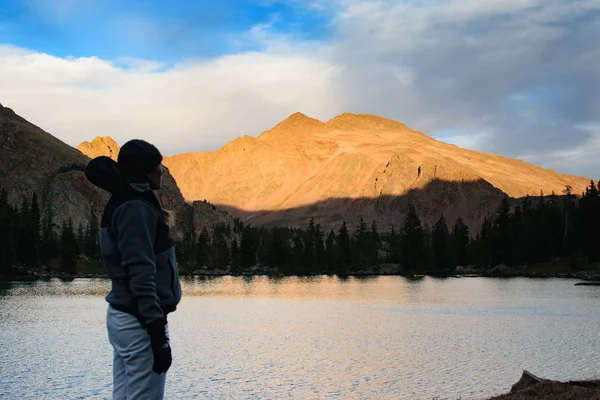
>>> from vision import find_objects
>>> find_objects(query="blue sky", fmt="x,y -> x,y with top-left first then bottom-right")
0,0 -> 332,61
1,0 -> 599,177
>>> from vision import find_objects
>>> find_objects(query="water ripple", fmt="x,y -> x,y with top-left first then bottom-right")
1,277 -> 599,399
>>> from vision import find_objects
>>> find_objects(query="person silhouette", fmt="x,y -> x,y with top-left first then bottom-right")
85,139 -> 182,400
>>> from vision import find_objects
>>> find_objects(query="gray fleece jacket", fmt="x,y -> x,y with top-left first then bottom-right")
86,156 -> 182,327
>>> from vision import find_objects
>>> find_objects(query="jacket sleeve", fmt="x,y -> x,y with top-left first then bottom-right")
112,199 -> 164,327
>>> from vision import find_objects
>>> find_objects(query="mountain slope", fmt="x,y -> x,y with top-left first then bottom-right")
0,103 -> 96,229
1,104 -> 89,200
0,103 -> 201,239
161,112 -> 590,230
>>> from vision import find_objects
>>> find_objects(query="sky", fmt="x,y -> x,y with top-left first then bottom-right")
0,0 -> 599,177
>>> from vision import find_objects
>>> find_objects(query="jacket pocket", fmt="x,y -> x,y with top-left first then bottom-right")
154,250 -> 171,301
168,258 -> 177,297
167,251 -> 182,303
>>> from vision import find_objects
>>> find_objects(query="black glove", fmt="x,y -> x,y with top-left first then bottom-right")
147,318 -> 172,374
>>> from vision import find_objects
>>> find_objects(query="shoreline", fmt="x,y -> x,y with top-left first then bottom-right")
2,270 -> 600,283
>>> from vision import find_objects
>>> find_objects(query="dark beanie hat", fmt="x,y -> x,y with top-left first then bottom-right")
117,139 -> 163,179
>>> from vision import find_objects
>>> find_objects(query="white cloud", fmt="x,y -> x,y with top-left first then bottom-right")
0,45 -> 340,154
325,0 -> 600,176
1,0 -> 599,177
526,124 -> 600,177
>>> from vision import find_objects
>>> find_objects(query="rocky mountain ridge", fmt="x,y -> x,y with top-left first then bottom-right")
78,137 -> 120,161
157,112 -> 590,231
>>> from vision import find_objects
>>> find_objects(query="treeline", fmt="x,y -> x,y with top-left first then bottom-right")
173,182 -> 600,275
2,181 -> 600,277
0,188 -> 99,276
471,182 -> 600,268
173,211 -> 470,276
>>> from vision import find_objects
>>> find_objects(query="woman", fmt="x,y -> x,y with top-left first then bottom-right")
85,139 -> 182,400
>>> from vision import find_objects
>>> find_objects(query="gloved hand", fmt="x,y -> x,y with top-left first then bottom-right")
147,318 -> 172,374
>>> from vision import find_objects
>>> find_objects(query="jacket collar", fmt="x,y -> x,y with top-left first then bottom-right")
130,182 -> 151,192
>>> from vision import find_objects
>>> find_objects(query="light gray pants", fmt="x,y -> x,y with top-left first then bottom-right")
106,305 -> 168,400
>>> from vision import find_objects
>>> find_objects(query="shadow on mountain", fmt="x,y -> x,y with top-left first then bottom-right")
213,178 -> 509,232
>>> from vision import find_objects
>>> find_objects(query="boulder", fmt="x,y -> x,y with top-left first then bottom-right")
574,271 -> 600,281
510,370 -> 547,393
378,263 -> 402,274
455,265 -> 479,275
489,264 -> 516,276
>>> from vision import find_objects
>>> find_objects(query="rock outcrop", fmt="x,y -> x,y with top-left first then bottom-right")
78,137 -> 120,161
510,370 -> 548,393
488,370 -> 600,399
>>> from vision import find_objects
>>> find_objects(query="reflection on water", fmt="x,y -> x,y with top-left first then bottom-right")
1,276 -> 599,399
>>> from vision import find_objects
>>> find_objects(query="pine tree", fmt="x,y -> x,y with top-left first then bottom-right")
84,211 -> 99,258
16,197 -> 30,266
388,226 -> 402,264
195,227 -> 210,268
240,225 -> 259,268
577,180 -> 600,262
60,219 -> 78,274
230,238 -> 242,274
41,203 -> 59,262
432,214 -> 452,271
28,193 -> 41,266
214,223 -> 232,239
562,185 -> 576,256
422,225 -> 434,269
478,216 -> 493,267
264,228 -> 288,269
452,218 -> 469,267
533,193 -> 552,263
492,196 -> 511,265
233,218 -> 243,234
0,187 -> 5,213
402,205 -> 424,274
0,189 -> 17,273
294,220 -> 325,273
370,219 -> 380,266
354,217 -> 370,269
0,189 -> 7,273
255,227 -> 268,266
509,206 -> 525,265
304,219 -> 317,271
314,223 -> 325,273
181,225 -> 197,267
76,222 -> 85,256
212,235 -> 230,268
324,230 -> 336,274
336,221 -> 352,274
292,235 -> 308,275
547,192 -> 564,260
521,196 -> 535,263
